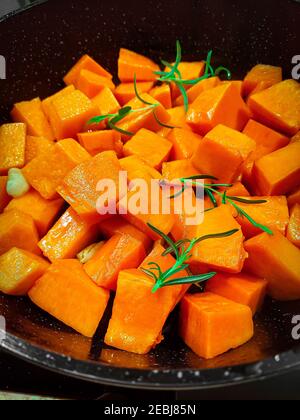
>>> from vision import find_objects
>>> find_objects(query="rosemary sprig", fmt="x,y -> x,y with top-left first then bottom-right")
141,223 -> 238,293
173,176 -> 273,235
154,41 -> 232,112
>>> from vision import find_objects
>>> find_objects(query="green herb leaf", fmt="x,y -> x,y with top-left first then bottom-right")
160,272 -> 217,288
228,196 -> 268,205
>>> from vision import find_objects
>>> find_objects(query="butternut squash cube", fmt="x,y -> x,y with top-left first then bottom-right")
287,204 -> 300,248
0,123 -> 26,175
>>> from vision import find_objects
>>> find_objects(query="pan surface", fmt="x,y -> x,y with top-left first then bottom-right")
0,0 -> 300,390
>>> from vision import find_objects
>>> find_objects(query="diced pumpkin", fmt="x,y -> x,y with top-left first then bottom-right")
167,106 -> 193,132
98,216 -> 153,252
105,244 -> 188,354
288,187 -> 300,208
119,155 -> 161,184
0,209 -> 40,256
252,142 -> 300,196
42,85 -> 75,119
4,190 -> 64,236
75,69 -> 115,98
84,234 -> 146,290
77,130 -> 123,157
179,293 -> 254,359
247,81 -> 271,97
118,48 -> 159,82
0,248 -> 49,296
164,61 -> 205,100
248,80 -> 300,136
206,273 -> 268,315
244,230 -> 300,301
11,98 -> 55,141
91,87 -> 121,118
0,123 -> 26,175
149,84 -> 172,109
0,176 -> 10,212
123,128 -> 173,170
242,119 -> 289,188
235,196 -> 289,238
186,82 -> 251,135
23,138 -> 91,200
192,124 -> 256,184
219,182 -> 250,200
115,82 -> 154,106
25,135 -> 54,164
115,94 -> 171,141
168,128 -> 202,160
287,204 -> 300,248
39,207 -> 99,262
118,188 -> 175,241
187,205 -> 247,274
57,151 -> 122,223
291,131 -> 300,144
47,89 -> 98,139
243,64 -> 282,97
175,76 -> 220,106
28,259 -> 110,337
162,159 -> 198,181
64,54 -> 112,85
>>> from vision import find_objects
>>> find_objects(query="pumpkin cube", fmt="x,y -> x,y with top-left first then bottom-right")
0,123 -> 26,175
287,204 -> 300,248
64,54 -> 112,85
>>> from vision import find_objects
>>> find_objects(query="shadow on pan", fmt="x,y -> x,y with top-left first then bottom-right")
0,0 -> 300,389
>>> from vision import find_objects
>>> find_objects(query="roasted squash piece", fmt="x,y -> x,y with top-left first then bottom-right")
244,230 -> 300,301
64,54 -> 112,85
42,85 -> 75,118
162,159 -> 198,181
118,48 -> 159,82
175,76 -> 220,106
179,293 -> 254,359
149,84 -> 172,109
287,204 -> 300,248
115,82 -> 154,105
0,248 -> 49,296
0,176 -> 10,212
243,64 -> 282,97
0,123 -> 26,175
28,259 -> 110,337
75,69 -> 115,98
39,207 -> 99,262
119,155 -> 161,184
206,273 -> 268,315
168,128 -> 202,160
77,130 -> 123,157
25,135 -> 54,164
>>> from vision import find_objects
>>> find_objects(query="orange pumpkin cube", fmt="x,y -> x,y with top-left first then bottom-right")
123,128 -> 173,170
23,138 -> 91,200
98,216 -> 153,252
149,84 -> 172,109
57,151 -> 122,222
0,248 -> 49,296
162,159 -> 198,181
0,176 -> 10,212
179,293 -> 254,359
42,85 -> 75,118
187,205 -> 247,274
29,259 -> 110,337
119,155 -> 161,184
39,207 -> 99,262
0,123 -> 26,175
288,186 -> 300,208
75,69 -> 115,98
64,54 -> 112,85
175,76 -> 220,106
0,209 -> 40,256
244,230 -> 300,301
234,196 -> 289,238
206,273 -> 268,315
118,48 -> 159,82
78,130 -> 123,157
287,204 -> 300,248
164,61 -> 205,100
5,190 -> 64,236
91,87 -> 121,117
291,131 -> 300,144
115,82 -> 154,106
192,124 -> 256,184
243,64 -> 282,97
186,82 -> 251,135
242,119 -> 289,187
25,135 -> 54,164
168,128 -> 202,160
11,98 -> 55,141
248,80 -> 300,136
47,89 -> 98,139
84,233 -> 146,290
253,142 -> 300,196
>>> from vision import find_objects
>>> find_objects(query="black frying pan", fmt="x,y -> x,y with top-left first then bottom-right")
0,0 -> 300,390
